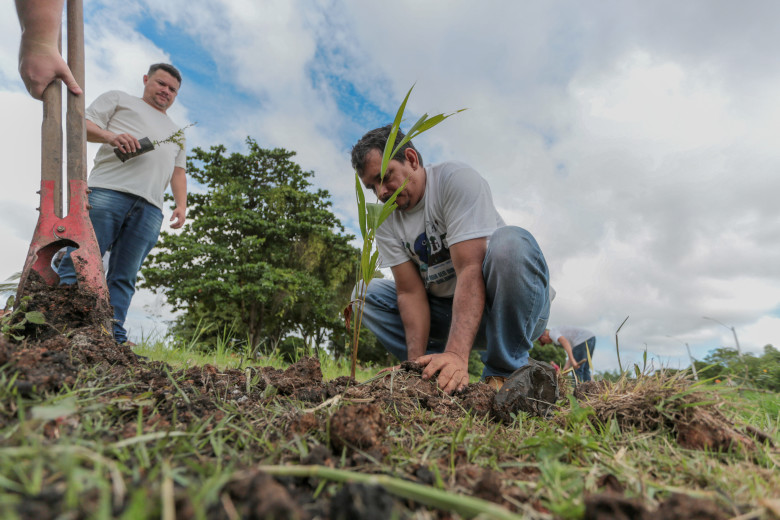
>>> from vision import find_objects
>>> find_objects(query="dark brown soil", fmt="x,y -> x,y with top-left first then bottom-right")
0,281 -> 762,519
584,492 -> 729,520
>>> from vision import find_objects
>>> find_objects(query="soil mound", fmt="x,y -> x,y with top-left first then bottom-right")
572,373 -> 760,452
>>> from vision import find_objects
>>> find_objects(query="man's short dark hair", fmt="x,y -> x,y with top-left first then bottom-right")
351,125 -> 423,175
148,63 -> 182,86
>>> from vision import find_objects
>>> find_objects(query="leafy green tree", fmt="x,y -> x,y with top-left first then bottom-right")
141,139 -> 356,352
529,339 -> 566,367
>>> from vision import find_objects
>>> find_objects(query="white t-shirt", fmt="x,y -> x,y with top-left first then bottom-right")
549,327 -> 594,347
376,161 -> 505,298
86,90 -> 187,209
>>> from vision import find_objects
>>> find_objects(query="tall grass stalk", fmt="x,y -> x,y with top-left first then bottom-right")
350,85 -> 465,377
614,315 -> 629,374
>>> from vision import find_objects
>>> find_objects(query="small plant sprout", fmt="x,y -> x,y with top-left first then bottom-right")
155,122 -> 196,151
349,85 -> 465,378
114,122 -> 196,162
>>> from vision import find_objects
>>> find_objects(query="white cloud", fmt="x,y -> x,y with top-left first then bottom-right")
2,0 -> 779,362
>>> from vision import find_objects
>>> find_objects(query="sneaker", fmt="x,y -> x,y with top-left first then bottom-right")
484,376 -> 506,391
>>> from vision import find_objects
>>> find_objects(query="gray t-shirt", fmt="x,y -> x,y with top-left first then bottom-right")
376,161 -> 505,298
549,327 -> 594,347
86,90 -> 187,209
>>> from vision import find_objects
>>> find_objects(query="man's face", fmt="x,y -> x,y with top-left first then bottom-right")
358,148 -> 423,211
539,331 -> 551,344
142,70 -> 180,112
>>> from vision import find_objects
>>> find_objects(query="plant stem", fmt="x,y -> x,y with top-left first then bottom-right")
255,465 -> 524,520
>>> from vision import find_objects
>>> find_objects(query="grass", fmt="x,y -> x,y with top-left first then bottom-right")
0,337 -> 778,519
134,335 -> 378,381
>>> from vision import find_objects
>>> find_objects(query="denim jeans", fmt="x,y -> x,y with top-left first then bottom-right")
58,187 -> 163,343
572,337 -> 596,382
358,226 -> 551,379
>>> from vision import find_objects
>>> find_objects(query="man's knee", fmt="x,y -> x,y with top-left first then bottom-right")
485,226 -> 547,279
353,279 -> 397,312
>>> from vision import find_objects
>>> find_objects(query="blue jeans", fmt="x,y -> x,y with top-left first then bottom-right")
572,337 -> 596,382
358,226 -> 551,379
58,187 -> 163,343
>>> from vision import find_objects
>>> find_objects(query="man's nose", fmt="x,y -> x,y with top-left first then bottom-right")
378,184 -> 391,202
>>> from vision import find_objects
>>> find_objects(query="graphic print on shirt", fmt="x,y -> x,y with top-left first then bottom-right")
404,225 -> 455,288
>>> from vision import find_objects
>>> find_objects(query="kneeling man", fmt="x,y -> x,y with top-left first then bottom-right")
352,125 -> 552,394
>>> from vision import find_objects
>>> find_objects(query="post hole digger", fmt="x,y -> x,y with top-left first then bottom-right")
15,0 -> 111,329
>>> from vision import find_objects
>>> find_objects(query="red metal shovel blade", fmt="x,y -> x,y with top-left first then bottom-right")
17,179 -> 108,303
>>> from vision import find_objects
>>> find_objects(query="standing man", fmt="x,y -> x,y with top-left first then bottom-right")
539,327 -> 596,381
58,64 -> 188,345
352,125 -> 552,394
15,0 -> 82,99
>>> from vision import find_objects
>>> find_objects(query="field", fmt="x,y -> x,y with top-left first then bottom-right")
1,280 -> 779,519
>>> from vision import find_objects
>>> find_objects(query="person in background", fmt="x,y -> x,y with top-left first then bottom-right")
57,64 -> 188,346
539,327 -> 595,381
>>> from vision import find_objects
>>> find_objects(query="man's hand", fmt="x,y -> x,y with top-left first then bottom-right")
563,357 -> 585,373
106,132 -> 141,153
417,351 -> 469,394
19,44 -> 82,100
170,207 -> 186,229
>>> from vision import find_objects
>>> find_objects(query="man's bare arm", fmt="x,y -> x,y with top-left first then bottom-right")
419,237 -> 487,393
392,261 -> 430,360
558,336 -> 584,372
169,167 -> 187,229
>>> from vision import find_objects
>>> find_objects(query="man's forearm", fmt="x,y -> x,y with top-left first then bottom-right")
17,0 -> 64,45
560,338 -> 578,365
445,265 -> 484,360
170,169 -> 187,209
397,290 -> 430,359
85,120 -> 113,143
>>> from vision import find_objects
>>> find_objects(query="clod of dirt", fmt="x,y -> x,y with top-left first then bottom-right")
218,471 -> 307,520
584,493 -> 648,520
655,493 -> 728,520
473,469 -> 504,504
458,382 -> 495,417
14,271 -> 113,340
261,357 -> 327,402
330,483 -> 405,520
595,474 -> 625,495
676,409 -> 755,451
493,358 -> 559,421
329,403 -> 387,456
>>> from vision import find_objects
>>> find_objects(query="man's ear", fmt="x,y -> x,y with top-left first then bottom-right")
142,74 -> 149,85
404,147 -> 419,169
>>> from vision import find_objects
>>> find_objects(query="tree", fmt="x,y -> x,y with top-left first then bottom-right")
529,339 -> 566,367
141,138 -> 357,352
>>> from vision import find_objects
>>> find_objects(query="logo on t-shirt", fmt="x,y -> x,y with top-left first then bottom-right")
405,231 -> 455,287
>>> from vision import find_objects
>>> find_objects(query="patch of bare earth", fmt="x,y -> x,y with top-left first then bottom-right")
0,282 -> 770,518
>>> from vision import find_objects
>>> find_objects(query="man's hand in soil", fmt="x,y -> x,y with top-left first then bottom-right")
417,351 -> 469,394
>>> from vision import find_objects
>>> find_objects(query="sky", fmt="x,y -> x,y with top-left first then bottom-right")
1,0 -> 778,372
